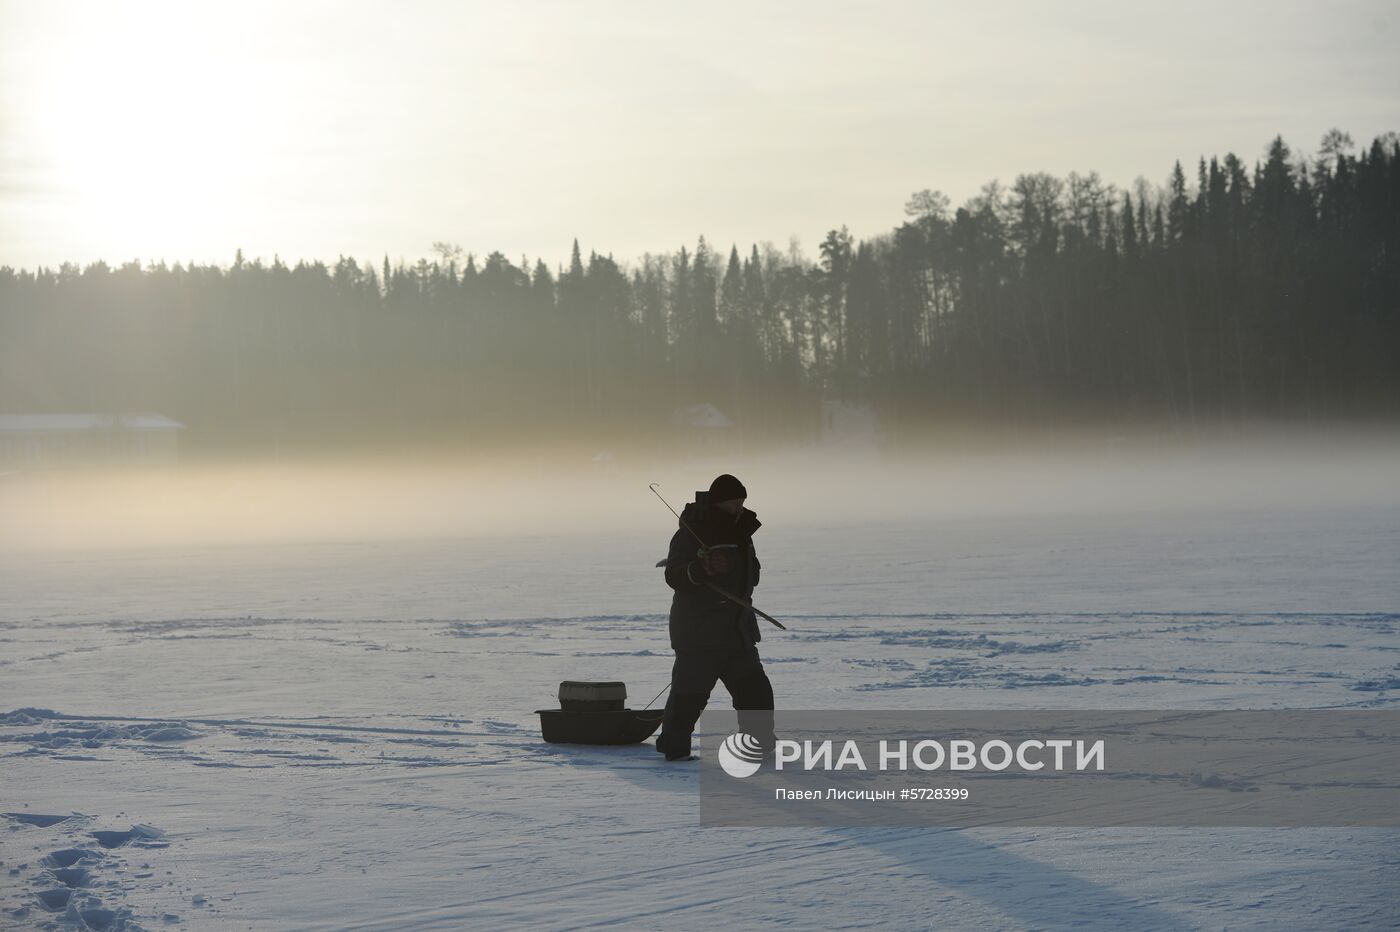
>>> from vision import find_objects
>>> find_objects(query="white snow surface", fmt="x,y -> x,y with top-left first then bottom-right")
3,503 -> 1399,929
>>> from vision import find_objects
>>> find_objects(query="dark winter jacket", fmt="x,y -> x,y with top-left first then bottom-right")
663,490 -> 762,650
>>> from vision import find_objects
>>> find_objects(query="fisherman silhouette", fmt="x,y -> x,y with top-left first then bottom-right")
655,474 -> 775,761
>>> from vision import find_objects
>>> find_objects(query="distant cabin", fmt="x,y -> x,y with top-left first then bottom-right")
670,403 -> 733,454
0,413 -> 184,469
819,399 -> 881,450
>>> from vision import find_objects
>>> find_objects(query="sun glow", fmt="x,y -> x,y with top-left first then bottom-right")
20,2 -> 292,261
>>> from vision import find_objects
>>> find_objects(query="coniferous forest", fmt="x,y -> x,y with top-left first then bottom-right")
2,132 -> 1397,457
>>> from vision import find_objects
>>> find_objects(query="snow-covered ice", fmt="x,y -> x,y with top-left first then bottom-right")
3,492 -> 1399,928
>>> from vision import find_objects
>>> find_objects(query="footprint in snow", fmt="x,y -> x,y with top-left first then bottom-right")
92,824 -> 166,849
3,812 -> 73,827
52,865 -> 92,888
79,906 -> 119,929
46,848 -> 99,868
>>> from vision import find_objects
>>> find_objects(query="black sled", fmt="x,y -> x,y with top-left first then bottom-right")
536,681 -> 663,745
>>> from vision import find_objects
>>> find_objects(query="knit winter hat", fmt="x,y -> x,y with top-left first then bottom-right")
708,473 -> 748,502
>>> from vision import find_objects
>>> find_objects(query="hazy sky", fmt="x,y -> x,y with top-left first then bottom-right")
2,0 -> 1396,271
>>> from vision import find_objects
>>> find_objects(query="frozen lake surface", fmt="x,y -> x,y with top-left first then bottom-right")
3,502 -> 1399,929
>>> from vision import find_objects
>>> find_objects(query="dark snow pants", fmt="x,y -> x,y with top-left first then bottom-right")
657,644 -> 774,758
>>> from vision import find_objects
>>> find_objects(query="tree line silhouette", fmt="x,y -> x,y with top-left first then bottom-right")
1,131 -> 1396,456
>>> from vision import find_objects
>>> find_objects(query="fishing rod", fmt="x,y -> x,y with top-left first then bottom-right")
649,483 -> 788,631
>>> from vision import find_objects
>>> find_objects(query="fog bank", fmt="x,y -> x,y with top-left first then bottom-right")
3,426 -> 1398,552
